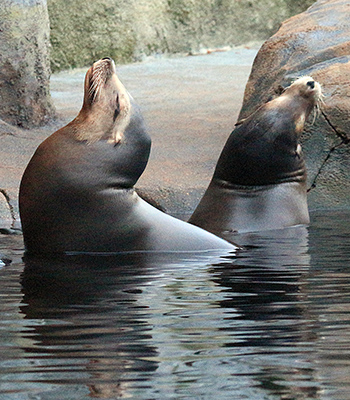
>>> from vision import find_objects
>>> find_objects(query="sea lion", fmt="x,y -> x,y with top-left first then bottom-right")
189,76 -> 322,236
19,58 -> 236,255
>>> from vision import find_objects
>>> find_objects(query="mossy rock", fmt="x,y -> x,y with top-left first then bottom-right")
48,0 -> 315,72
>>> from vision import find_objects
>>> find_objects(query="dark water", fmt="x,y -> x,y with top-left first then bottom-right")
1,210 -> 350,399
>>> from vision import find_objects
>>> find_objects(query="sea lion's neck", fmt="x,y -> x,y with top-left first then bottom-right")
270,94 -> 314,119
57,106 -> 151,189
213,93 -> 310,186
265,95 -> 315,141
69,108 -> 114,144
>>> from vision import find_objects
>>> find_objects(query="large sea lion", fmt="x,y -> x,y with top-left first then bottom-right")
19,58 -> 236,255
189,76 -> 322,236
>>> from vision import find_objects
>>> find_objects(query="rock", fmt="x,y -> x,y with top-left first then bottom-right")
238,0 -> 350,210
0,190 -> 12,230
0,0 -> 55,128
47,0 -> 314,72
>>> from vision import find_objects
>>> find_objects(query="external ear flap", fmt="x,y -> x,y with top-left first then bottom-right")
108,91 -> 131,145
117,93 -> 128,113
276,84 -> 286,95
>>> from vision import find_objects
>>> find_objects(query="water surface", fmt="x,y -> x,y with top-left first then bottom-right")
1,210 -> 350,399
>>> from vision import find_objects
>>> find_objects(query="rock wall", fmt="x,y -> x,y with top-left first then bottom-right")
48,0 -> 314,72
0,0 -> 54,128
238,0 -> 350,210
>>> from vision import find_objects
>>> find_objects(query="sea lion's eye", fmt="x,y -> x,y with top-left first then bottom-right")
307,81 -> 315,89
115,94 -> 120,113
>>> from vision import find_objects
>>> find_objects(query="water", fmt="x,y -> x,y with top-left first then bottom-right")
0,210 -> 350,399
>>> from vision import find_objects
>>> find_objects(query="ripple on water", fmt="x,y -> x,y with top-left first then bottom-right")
0,210 -> 350,399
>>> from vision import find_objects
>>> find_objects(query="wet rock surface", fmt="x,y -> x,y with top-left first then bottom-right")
239,0 -> 350,210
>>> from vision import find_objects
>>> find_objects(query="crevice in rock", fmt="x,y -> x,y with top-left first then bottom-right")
0,119 -> 18,136
0,189 -> 16,228
0,132 -> 16,138
307,110 -> 349,192
321,110 -> 350,144
307,149 -> 332,193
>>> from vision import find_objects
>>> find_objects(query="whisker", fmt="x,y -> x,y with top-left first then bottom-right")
89,59 -> 113,102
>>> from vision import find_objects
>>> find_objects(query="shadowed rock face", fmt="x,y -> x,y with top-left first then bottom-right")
238,0 -> 350,210
0,0 -> 55,128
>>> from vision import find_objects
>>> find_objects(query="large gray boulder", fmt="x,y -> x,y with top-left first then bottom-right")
239,0 -> 350,210
0,0 -> 54,128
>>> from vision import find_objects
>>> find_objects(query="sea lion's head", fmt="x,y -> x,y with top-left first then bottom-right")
282,76 -> 323,119
213,76 -> 323,187
285,76 -> 322,101
267,76 -> 323,135
77,57 -> 132,144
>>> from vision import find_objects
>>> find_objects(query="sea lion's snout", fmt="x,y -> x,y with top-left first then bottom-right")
92,57 -> 116,75
87,58 -> 117,104
288,76 -> 322,105
305,78 -> 322,106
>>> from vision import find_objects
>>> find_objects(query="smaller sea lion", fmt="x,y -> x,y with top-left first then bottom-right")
189,76 -> 322,235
